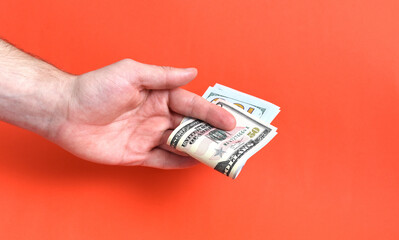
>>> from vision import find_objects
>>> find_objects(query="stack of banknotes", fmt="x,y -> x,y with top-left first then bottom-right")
167,84 -> 280,179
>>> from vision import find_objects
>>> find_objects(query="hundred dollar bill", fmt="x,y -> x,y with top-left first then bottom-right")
203,84 -> 280,124
168,100 -> 277,179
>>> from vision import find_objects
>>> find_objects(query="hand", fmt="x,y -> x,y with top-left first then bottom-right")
54,59 -> 236,169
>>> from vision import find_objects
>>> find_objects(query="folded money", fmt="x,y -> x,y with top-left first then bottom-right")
168,84 -> 279,179
203,84 -> 280,124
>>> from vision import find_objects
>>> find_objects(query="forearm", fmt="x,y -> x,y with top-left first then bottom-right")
0,39 -> 74,140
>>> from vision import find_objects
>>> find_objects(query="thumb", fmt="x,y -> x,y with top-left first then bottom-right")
131,60 -> 198,89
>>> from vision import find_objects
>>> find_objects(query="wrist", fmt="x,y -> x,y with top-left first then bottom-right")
38,71 -> 77,141
0,58 -> 76,140
0,39 -> 77,142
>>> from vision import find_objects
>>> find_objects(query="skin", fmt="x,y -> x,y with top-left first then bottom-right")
0,39 -> 236,169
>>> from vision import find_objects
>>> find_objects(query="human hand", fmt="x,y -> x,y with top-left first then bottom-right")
54,59 -> 236,168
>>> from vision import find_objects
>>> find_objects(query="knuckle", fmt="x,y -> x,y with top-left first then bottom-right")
158,66 -> 173,86
188,94 -> 198,116
160,66 -> 172,75
119,58 -> 136,67
205,101 -> 214,122
160,66 -> 173,71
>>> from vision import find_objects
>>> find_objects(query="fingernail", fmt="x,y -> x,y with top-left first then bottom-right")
225,114 -> 236,130
229,116 -> 237,129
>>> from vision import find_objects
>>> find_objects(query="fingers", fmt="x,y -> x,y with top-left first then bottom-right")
141,148 -> 199,169
159,143 -> 190,157
168,88 -> 236,131
160,129 -> 174,147
158,129 -> 190,156
126,60 -> 198,89
169,112 -> 184,129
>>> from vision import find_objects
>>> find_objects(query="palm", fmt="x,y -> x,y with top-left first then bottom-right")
62,91 -> 173,164
55,59 -> 235,169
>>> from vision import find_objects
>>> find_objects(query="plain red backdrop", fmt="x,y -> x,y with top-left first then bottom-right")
0,0 -> 398,239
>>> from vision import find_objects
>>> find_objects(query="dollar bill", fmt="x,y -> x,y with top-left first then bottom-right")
168,100 -> 277,179
203,83 -> 280,124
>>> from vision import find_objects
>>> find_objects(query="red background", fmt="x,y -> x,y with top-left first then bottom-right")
0,0 -> 398,239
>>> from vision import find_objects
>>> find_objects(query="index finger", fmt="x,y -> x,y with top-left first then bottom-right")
168,88 -> 236,130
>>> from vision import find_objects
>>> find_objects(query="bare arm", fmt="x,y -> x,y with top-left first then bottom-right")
0,39 -> 73,139
0,39 -> 236,168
